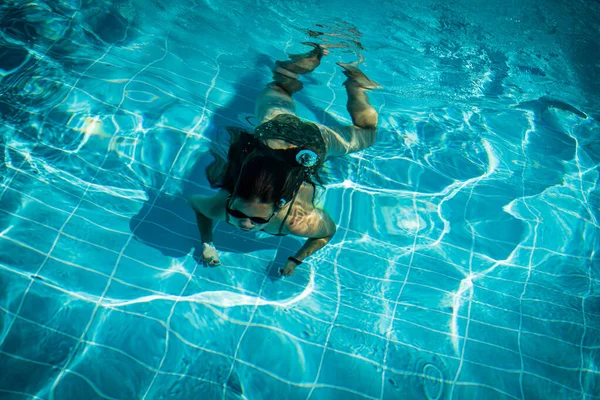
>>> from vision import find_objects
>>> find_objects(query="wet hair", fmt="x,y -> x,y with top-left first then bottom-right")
235,150 -> 307,205
206,129 -> 324,206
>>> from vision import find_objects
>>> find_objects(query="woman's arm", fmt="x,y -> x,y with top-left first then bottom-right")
194,211 -> 214,244
188,190 -> 228,266
281,208 -> 337,276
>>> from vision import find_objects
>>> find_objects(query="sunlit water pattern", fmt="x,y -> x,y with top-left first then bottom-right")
1,0 -> 599,399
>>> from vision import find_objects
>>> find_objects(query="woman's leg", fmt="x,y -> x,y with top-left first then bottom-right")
321,62 -> 382,158
255,43 -> 325,125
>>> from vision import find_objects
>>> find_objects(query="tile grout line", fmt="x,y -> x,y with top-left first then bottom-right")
0,31 -> 118,353
141,43 -> 225,400
305,102 -> 369,397
378,192 -> 420,400
45,28 -> 174,400
221,234 -> 283,399
516,113 -> 540,400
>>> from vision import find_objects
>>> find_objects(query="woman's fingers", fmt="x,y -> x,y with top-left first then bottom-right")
279,265 -> 295,276
202,256 -> 221,267
201,243 -> 221,266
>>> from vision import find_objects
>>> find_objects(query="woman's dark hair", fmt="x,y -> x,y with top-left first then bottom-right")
235,151 -> 308,204
206,129 -> 324,206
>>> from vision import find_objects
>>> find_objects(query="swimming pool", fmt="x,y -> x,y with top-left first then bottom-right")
1,0 -> 599,398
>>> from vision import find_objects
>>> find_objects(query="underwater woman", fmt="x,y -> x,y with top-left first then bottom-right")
189,42 -> 381,276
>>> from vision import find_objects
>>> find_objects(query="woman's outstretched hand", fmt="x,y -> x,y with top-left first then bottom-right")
279,259 -> 298,277
202,243 -> 221,267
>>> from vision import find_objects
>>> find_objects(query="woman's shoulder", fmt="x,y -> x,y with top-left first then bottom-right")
284,200 -> 334,238
297,182 -> 317,205
284,184 -> 317,228
189,189 -> 229,221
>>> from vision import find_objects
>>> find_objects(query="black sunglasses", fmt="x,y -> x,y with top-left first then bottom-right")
226,201 -> 277,225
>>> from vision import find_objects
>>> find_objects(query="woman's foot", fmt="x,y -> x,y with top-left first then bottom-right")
271,70 -> 304,93
275,42 -> 326,74
337,62 -> 380,129
337,62 -> 382,90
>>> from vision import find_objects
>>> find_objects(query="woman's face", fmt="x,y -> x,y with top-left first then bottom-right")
227,197 -> 276,232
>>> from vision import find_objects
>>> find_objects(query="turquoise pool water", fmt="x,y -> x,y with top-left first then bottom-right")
1,0 -> 599,399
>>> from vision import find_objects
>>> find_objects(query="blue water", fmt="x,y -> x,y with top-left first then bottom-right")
1,0 -> 599,399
